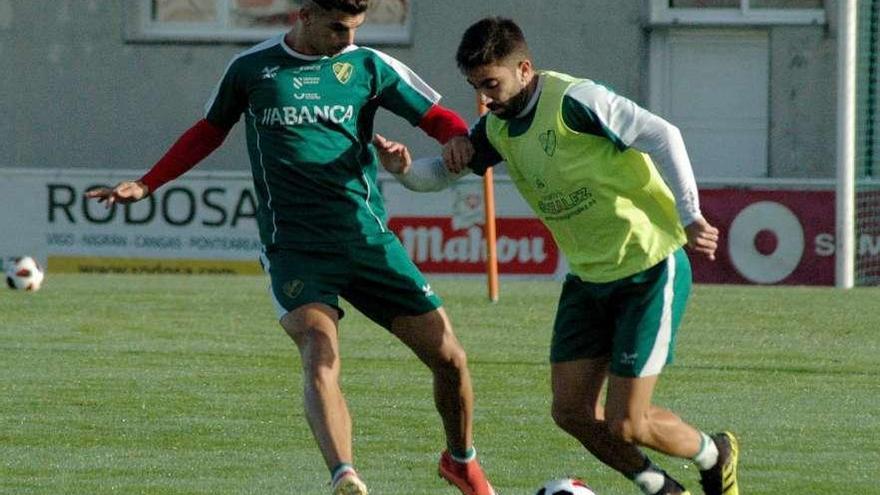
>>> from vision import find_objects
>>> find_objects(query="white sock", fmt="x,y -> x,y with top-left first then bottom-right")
331,466 -> 357,487
692,432 -> 719,470
633,469 -> 665,494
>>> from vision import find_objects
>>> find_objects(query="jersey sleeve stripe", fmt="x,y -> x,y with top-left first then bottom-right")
362,47 -> 441,104
203,34 -> 284,117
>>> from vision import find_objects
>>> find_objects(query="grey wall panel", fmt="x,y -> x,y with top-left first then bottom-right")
769,26 -> 836,178
0,0 -> 835,179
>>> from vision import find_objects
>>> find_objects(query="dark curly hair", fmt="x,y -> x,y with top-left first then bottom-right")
308,0 -> 370,15
456,17 -> 531,71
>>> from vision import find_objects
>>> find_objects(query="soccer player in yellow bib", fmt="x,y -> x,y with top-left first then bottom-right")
374,16 -> 739,495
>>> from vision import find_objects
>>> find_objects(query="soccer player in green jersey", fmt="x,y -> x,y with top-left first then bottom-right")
374,16 -> 739,495
84,2 -> 496,495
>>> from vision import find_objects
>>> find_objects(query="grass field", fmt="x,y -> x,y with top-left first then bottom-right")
1,275 -> 878,494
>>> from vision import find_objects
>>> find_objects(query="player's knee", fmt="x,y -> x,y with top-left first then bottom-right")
288,327 -> 338,371
394,309 -> 469,374
421,317 -> 468,371
551,401 -> 600,433
550,405 -> 577,432
306,362 -> 339,391
434,342 -> 468,374
280,303 -> 338,343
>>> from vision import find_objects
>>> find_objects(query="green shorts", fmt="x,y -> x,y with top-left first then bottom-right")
551,248 -> 692,377
260,233 -> 442,329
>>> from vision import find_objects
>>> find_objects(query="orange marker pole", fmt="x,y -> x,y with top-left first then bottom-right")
477,96 -> 499,302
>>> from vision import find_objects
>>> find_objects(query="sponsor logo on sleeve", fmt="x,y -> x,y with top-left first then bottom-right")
283,279 -> 305,299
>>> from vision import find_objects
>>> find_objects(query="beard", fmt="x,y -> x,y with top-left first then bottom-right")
490,84 -> 532,120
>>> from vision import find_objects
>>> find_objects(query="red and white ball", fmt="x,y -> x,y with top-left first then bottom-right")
5,256 -> 45,292
535,478 -> 597,495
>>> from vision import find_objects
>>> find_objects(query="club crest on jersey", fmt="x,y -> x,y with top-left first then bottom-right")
332,62 -> 354,84
539,129 -> 557,157
283,279 -> 304,299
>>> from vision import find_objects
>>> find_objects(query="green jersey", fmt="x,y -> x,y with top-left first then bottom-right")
206,35 -> 439,246
471,71 -> 686,283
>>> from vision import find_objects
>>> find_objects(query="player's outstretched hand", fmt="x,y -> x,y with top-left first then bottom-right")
442,136 -> 474,174
84,180 -> 150,208
685,216 -> 720,261
373,134 -> 412,174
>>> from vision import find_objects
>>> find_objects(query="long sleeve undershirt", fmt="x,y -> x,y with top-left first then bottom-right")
396,77 -> 703,226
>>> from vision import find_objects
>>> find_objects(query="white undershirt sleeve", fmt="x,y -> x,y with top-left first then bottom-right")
566,81 -> 702,226
629,114 -> 702,226
393,156 -> 471,192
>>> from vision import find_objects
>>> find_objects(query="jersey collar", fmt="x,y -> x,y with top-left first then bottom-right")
278,34 -> 359,60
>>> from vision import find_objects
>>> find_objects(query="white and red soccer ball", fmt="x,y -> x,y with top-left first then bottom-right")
5,256 -> 45,292
535,478 -> 597,495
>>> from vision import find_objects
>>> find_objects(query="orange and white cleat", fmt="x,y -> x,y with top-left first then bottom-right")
438,450 -> 496,495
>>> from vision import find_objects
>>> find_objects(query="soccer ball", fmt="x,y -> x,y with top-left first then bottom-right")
5,256 -> 45,292
535,478 -> 597,495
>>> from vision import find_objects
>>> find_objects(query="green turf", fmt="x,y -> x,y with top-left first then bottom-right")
1,275 -> 878,494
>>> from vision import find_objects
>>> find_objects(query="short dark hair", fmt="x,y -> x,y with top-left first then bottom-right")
456,17 -> 530,71
309,0 -> 370,15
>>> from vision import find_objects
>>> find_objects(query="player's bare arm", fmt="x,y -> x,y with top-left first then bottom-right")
84,180 -> 150,208
685,216 -> 720,261
442,135 -> 475,173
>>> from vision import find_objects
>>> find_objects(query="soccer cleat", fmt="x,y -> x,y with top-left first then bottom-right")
650,474 -> 691,495
699,432 -> 739,495
438,450 -> 496,495
332,471 -> 368,495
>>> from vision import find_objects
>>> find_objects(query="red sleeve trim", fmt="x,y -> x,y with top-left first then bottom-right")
418,104 -> 469,144
139,119 -> 230,193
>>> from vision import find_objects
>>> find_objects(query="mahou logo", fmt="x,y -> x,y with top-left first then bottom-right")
388,217 -> 559,274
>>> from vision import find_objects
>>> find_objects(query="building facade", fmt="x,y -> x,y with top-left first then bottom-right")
0,0 -> 839,180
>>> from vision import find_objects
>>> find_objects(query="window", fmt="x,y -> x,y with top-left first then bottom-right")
648,30 -> 770,178
126,0 -> 411,44
670,0 -> 822,7
649,0 -> 826,25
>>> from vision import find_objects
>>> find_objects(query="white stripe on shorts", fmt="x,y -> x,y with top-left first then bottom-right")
260,249 -> 287,320
640,253 -> 676,377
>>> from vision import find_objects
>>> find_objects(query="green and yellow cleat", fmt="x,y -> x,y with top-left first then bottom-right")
699,432 -> 739,495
